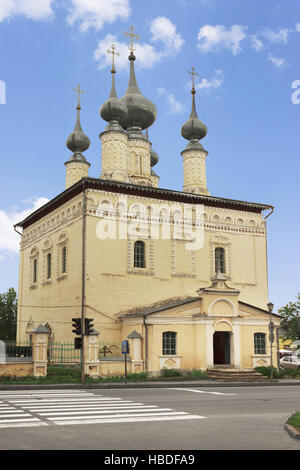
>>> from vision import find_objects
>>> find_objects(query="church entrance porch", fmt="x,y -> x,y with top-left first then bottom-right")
213,331 -> 231,365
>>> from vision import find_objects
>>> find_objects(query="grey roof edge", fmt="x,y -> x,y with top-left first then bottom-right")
15,177 -> 274,229
127,330 -> 143,339
119,297 -> 200,318
120,298 -> 282,319
239,302 -> 282,318
32,324 -> 51,334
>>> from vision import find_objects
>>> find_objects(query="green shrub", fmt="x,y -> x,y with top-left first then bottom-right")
287,412 -> 300,428
254,366 -> 283,378
185,369 -> 207,379
126,371 -> 148,381
160,368 -> 183,377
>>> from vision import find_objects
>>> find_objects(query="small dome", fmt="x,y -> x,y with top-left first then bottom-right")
181,89 -> 207,142
120,53 -> 157,134
66,106 -> 90,157
150,147 -> 159,167
100,69 -> 127,129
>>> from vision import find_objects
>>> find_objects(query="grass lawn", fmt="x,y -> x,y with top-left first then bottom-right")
287,412 -> 300,432
0,367 -> 207,385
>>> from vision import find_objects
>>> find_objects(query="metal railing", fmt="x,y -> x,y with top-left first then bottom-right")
0,340 -> 32,360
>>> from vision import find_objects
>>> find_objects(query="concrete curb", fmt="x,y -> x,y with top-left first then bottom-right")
0,379 -> 300,391
284,423 -> 300,440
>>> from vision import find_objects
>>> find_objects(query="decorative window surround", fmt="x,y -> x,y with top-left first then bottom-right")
210,235 -> 232,279
128,238 -> 154,276
171,239 -> 196,278
57,232 -> 68,280
29,247 -> 39,289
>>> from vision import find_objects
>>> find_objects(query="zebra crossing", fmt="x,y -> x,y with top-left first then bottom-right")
0,390 -> 205,428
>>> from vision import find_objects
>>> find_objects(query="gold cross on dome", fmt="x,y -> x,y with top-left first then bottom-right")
107,44 -> 120,70
123,25 -> 140,53
73,84 -> 84,108
189,66 -> 199,90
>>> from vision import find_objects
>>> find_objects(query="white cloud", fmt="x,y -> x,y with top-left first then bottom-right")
167,94 -> 185,114
0,0 -> 54,22
94,17 -> 184,71
261,27 -> 292,44
94,34 -> 160,70
66,0 -> 131,32
197,24 -> 247,55
156,87 -> 184,114
196,69 -> 224,90
268,53 -> 285,68
296,23 -> 300,32
157,87 -> 166,96
150,16 -> 184,54
250,34 -> 264,51
0,197 -> 49,258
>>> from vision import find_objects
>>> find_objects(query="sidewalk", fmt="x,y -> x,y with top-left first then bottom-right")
0,378 -> 299,391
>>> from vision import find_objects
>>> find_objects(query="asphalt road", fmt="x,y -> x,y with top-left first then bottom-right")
0,385 -> 299,450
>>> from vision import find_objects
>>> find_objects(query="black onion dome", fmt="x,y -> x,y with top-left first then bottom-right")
146,129 -> 159,167
150,147 -> 159,167
120,53 -> 157,133
100,68 -> 127,127
66,105 -> 90,161
181,88 -> 207,142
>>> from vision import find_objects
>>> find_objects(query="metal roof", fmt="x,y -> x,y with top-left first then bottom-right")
15,177 -> 274,229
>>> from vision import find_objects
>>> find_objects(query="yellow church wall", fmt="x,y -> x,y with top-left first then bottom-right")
17,186 -> 270,350
17,195 -> 84,343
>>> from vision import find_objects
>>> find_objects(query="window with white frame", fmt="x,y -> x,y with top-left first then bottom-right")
162,331 -> 177,355
254,333 -> 266,354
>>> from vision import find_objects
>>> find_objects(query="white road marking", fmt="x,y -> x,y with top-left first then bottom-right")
169,388 -> 237,396
27,404 -> 158,412
39,408 -> 173,417
0,417 -> 41,423
0,422 -> 48,429
0,389 -> 207,428
8,398 -> 123,404
54,415 -> 205,425
48,411 -> 189,421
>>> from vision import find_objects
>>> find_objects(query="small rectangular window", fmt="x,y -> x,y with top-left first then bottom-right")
162,332 -> 177,355
47,253 -> 52,280
33,259 -> 37,283
62,246 -> 67,274
254,333 -> 266,354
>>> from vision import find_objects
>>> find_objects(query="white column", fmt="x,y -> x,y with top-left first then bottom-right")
232,323 -> 241,368
206,322 -> 214,368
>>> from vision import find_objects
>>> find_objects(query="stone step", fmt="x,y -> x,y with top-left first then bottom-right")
206,368 -> 269,381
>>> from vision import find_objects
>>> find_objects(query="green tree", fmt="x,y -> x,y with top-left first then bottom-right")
278,293 -> 300,341
0,288 -> 17,340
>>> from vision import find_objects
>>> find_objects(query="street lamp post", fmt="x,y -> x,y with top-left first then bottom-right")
267,302 -> 275,380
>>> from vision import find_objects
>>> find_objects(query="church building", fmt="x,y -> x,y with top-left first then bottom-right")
14,29 -> 280,374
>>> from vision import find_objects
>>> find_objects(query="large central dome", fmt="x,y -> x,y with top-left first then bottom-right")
120,53 -> 157,136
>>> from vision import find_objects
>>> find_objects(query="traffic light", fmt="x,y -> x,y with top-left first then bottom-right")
72,318 -> 82,336
84,318 -> 94,335
74,337 -> 82,350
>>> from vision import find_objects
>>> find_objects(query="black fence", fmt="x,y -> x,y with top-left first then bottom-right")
1,341 -> 32,359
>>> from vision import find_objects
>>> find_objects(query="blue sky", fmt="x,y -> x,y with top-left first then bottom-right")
0,0 -> 299,312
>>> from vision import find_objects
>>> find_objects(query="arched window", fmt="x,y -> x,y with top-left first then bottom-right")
46,253 -> 52,280
33,259 -> 38,283
215,247 -> 225,273
254,333 -> 266,354
62,246 -> 67,274
134,241 -> 146,268
162,331 -> 177,355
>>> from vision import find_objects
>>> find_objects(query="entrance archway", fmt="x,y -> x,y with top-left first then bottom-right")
213,331 -> 231,365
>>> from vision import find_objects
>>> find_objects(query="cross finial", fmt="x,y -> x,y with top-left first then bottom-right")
189,66 -> 199,91
107,44 -> 120,72
123,25 -> 140,53
73,84 -> 84,109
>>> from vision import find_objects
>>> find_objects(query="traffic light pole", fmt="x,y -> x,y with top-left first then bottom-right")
81,182 -> 87,384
